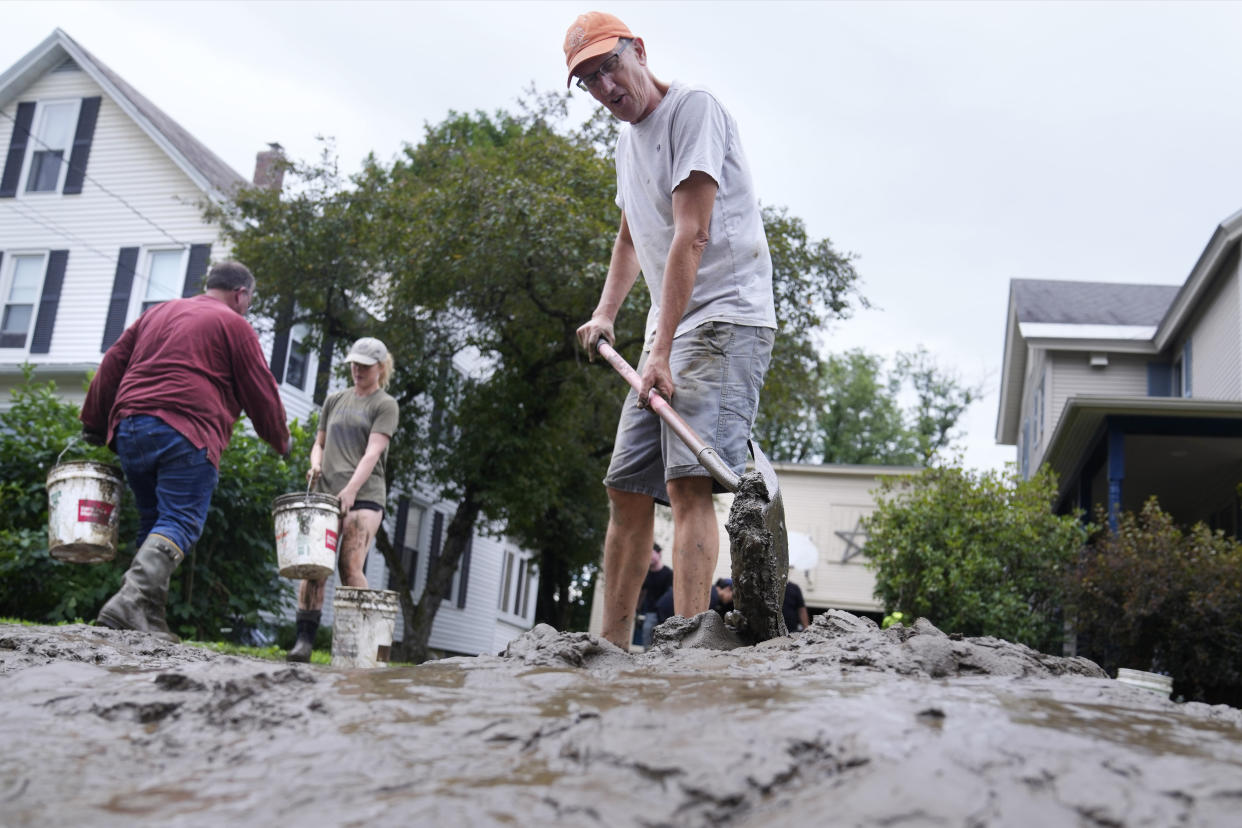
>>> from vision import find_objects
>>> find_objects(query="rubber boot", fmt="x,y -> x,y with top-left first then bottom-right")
97,533 -> 184,643
286,609 -> 320,663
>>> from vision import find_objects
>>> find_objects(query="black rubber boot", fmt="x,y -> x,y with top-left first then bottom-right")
286,609 -> 321,663
97,533 -> 184,643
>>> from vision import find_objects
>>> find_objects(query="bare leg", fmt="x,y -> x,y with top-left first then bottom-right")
600,487 -> 655,649
339,509 -> 383,587
667,475 -> 718,617
297,577 -> 327,611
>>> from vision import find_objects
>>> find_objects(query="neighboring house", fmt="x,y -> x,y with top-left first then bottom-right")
588,461 -> 916,638
996,207 -> 1242,534
0,29 -> 536,655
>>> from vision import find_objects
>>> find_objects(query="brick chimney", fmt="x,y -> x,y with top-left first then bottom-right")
252,142 -> 285,191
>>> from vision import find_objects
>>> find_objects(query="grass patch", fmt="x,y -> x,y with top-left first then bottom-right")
185,640 -> 331,664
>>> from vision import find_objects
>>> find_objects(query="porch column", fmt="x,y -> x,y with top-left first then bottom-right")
1107,423 -> 1125,532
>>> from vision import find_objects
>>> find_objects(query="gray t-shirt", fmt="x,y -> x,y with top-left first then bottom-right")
315,388 -> 399,506
614,81 -> 777,345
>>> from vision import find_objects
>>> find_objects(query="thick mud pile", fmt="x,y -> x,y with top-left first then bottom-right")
2,612 -> 1240,827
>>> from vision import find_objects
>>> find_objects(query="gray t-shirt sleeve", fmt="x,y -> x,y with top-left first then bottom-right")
669,89 -> 729,191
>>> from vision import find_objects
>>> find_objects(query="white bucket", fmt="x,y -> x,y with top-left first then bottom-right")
1116,667 -> 1173,698
46,461 -> 124,563
331,587 -> 399,668
271,492 -> 340,580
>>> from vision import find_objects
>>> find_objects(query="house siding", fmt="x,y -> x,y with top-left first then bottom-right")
1,68 -> 219,367
1184,260 -> 1241,401
1041,351 -> 1149,467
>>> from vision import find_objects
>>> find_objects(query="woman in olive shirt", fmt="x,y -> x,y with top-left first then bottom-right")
287,337 -> 399,662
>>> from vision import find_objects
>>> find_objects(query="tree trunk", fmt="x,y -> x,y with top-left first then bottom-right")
535,547 -> 570,630
390,487 -> 480,664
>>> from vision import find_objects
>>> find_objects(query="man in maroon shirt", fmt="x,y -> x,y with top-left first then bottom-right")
81,261 -> 289,642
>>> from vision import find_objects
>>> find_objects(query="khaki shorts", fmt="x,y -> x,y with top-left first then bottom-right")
603,322 -> 774,505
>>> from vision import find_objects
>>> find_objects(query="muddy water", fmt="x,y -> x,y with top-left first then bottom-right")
2,612 -> 1240,827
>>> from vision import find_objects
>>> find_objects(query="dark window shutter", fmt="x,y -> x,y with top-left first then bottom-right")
428,510 -> 443,573
387,497 -> 410,591
62,96 -> 100,195
181,243 -> 211,297
1,101 -> 36,198
29,250 -> 68,354
1146,362 -> 1172,397
456,535 -> 473,609
268,301 -> 294,383
101,247 -> 139,351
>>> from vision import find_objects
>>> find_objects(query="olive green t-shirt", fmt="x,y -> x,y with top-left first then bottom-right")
314,388 -> 399,506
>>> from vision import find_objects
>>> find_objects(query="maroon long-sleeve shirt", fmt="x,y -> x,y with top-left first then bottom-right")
81,294 -> 290,467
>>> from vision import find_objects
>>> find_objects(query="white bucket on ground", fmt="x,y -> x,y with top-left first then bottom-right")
271,492 -> 340,580
331,587 -> 399,668
1116,668 -> 1173,698
46,461 -> 124,563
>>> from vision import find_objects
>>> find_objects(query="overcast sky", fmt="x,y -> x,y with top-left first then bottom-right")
8,0 -> 1242,471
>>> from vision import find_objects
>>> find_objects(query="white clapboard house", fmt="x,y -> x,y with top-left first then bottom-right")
0,29 -> 536,655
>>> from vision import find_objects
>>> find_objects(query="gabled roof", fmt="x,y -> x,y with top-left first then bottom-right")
0,28 -> 246,200
1012,279 -> 1179,326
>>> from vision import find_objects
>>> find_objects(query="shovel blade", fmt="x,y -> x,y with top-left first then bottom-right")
725,439 -> 790,643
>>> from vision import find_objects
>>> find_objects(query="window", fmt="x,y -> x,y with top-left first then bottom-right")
24,100 -> 78,194
285,323 -> 311,390
139,249 -> 187,313
1,253 -> 47,349
498,547 -> 533,619
1033,377 -> 1045,447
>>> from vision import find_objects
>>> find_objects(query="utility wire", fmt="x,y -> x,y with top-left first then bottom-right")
0,198 -> 122,269
0,106 -> 187,246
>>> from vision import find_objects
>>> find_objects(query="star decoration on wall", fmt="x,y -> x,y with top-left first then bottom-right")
835,518 -> 869,563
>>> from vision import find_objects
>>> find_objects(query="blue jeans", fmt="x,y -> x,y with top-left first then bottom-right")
115,415 -> 218,553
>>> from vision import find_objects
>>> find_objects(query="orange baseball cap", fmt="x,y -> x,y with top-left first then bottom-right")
563,11 -> 634,88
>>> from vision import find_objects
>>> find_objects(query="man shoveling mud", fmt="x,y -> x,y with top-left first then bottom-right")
566,11 -> 776,648
80,261 -> 290,642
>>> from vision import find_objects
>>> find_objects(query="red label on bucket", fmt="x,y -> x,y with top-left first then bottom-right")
78,499 -> 114,525
325,529 -> 338,552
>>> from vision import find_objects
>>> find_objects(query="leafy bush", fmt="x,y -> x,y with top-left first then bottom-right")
1069,499 -> 1242,706
0,367 -> 313,639
0,369 -> 130,620
864,461 -> 1088,653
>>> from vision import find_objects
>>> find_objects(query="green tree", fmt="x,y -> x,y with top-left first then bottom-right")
0,367 -> 311,639
1068,499 -> 1242,705
764,347 -> 977,465
864,461 -> 1087,652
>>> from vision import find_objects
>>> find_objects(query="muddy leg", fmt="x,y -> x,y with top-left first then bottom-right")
339,509 -> 382,588
600,488 -> 654,649
667,476 -> 717,617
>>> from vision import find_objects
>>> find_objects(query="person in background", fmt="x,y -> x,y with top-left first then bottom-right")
286,337 -> 400,662
568,11 -> 776,648
81,261 -> 289,642
709,577 -> 734,618
636,543 -> 672,648
783,579 -> 810,633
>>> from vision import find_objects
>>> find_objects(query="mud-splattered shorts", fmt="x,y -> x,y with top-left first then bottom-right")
603,322 -> 774,505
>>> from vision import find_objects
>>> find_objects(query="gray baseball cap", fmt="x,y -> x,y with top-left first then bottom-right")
344,337 -> 388,365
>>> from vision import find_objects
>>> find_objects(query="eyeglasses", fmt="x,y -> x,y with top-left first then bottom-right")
575,40 -> 631,91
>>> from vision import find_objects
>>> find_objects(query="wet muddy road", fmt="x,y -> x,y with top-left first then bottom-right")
2,611 -> 1240,827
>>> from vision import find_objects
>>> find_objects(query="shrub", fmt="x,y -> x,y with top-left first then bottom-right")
864,461 -> 1088,653
1069,498 -> 1242,705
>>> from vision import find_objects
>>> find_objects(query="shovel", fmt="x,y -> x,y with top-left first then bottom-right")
596,340 -> 790,642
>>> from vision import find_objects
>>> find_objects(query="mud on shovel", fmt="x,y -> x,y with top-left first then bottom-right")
596,341 -> 791,642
